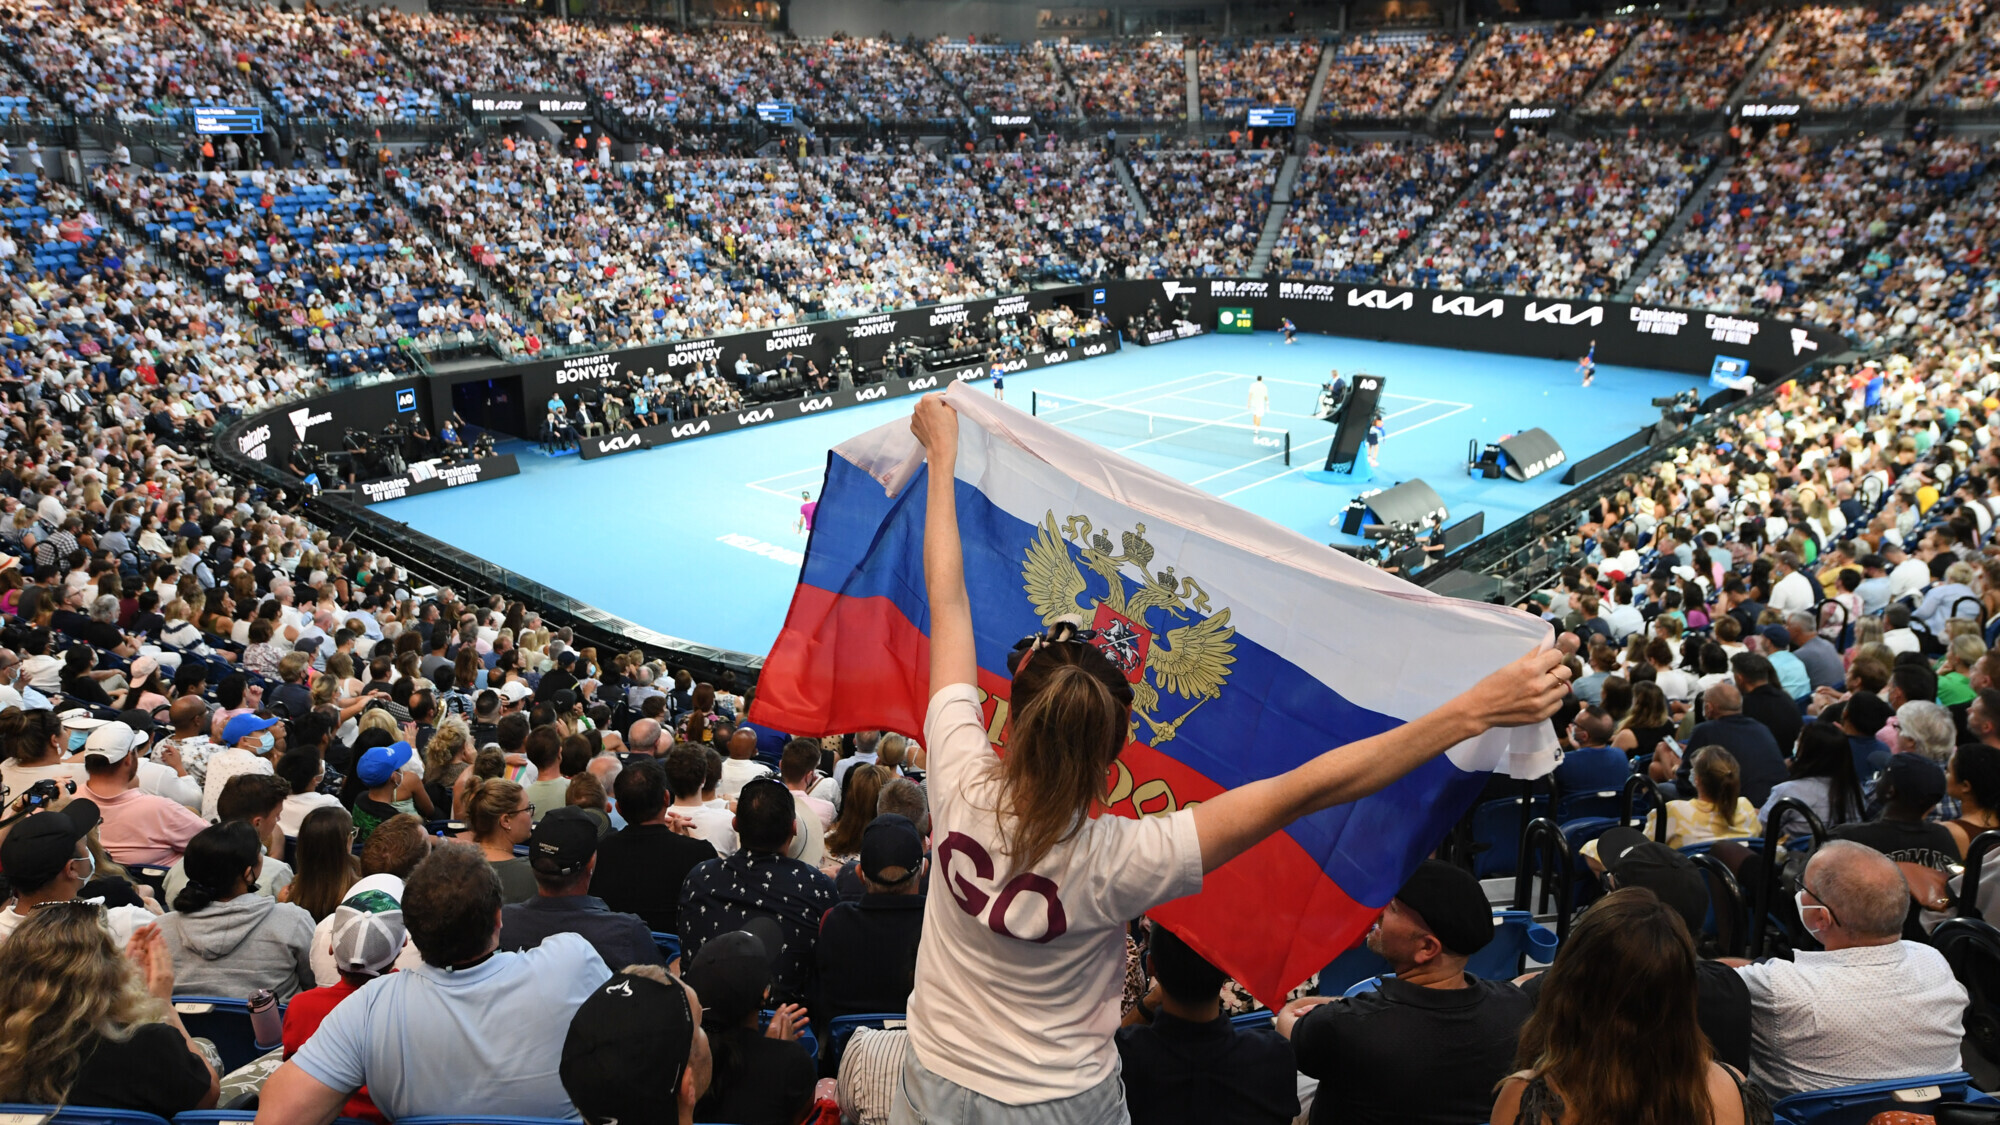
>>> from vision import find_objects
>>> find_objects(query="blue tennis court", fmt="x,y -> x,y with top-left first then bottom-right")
375,331 -> 1701,656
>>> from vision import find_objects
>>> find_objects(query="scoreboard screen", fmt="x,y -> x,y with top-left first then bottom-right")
1247,107 -> 1297,127
193,107 -> 264,135
756,102 -> 796,124
1709,355 -> 1755,392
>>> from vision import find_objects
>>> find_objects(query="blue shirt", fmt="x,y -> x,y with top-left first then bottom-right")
1770,651 -> 1813,701
290,932 -> 611,1121
1856,576 -> 1894,616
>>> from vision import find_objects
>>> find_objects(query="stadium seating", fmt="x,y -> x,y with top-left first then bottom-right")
171,997 -> 283,1074
1769,1073 -> 1995,1125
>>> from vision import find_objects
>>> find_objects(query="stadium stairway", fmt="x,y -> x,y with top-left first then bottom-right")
372,165 -> 533,341
1298,38 -> 1338,123
1723,12 -> 1792,107
1183,43 -> 1201,128
1618,155 -> 1733,302
1425,25 -> 1489,120
1113,155 -> 1151,225
1249,152 -> 1304,277
1918,7 -> 1997,105
1578,26 -> 1646,108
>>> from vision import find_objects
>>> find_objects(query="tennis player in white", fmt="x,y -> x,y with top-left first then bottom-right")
1248,375 -> 1270,431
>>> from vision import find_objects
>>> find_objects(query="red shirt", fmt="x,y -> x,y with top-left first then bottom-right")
282,980 -> 389,1124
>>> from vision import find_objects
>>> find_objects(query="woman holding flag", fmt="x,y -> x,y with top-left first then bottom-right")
897,394 -> 1577,1125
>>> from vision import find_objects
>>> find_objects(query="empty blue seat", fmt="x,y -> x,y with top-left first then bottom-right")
0,1106 -> 170,1125
171,996 -> 282,1073
1769,1072 -> 1995,1125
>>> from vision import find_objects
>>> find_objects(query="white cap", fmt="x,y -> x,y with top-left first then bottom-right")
83,720 -> 149,764
497,681 -> 533,704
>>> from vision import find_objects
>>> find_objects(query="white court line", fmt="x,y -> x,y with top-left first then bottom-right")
1213,402 -> 1475,498
746,468 -> 822,502
1185,400 -> 1448,486
1193,370 -> 1474,408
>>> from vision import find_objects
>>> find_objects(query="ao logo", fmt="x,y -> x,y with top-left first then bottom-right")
737,408 -> 776,426
670,420 -> 711,439
597,434 -> 643,454
797,397 -> 834,413
856,386 -> 889,402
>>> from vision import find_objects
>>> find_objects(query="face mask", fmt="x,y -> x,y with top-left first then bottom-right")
68,730 -> 89,753
258,731 -> 275,753
71,848 -> 95,884
1795,890 -> 1829,936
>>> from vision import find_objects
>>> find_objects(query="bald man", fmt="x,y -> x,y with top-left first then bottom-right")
1671,683 -> 1788,804
1736,841 -> 1965,1096
626,717 -> 667,758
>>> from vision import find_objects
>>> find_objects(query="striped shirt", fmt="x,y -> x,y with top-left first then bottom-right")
837,1027 -> 909,1125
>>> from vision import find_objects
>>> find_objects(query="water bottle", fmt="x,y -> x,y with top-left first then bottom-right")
247,988 -> 281,1051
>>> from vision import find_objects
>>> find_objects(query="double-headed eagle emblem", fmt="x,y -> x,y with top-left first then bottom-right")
1021,510 -> 1237,745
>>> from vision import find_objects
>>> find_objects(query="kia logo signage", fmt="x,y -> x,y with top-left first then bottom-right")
670,420 -> 711,439
797,396 -> 834,414
1523,302 -> 1604,327
1348,289 -> 1413,311
737,408 -> 776,426
1433,295 -> 1504,319
856,386 -> 889,401
596,434 -> 643,454
905,376 -> 940,392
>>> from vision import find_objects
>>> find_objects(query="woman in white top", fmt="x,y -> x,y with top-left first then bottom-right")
901,395 -> 1575,1123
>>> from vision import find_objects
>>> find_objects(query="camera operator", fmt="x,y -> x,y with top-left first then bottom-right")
283,441 -> 316,482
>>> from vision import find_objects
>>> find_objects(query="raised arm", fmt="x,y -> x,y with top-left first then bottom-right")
1192,631 -> 1578,873
913,394 -> 977,696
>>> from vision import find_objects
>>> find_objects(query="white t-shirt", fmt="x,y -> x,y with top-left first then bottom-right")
716,756 -> 774,801
908,684 -> 1202,1104
677,801 -> 738,856
201,748 -> 274,822
278,791 -> 346,838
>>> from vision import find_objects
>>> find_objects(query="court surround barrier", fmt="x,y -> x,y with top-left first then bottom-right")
210,280 -> 1840,675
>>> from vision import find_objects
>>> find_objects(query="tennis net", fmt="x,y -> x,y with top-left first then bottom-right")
1031,391 -> 1291,465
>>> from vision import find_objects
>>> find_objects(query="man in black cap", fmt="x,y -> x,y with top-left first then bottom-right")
685,917 -> 816,1125
1118,922 -> 1299,1125
499,806 -> 663,971
0,800 -> 151,943
1275,859 -> 1532,1125
562,967 -> 712,1125
1732,653 -> 1803,757
1523,827 -> 1750,1071
538,650 -> 580,700
815,814 -> 926,1024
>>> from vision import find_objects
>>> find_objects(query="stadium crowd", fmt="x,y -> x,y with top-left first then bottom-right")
1270,141 -> 1486,282
1315,31 -> 1465,120
1748,3 -> 1974,110
7,6 -> 2000,1125
1445,23 -> 1631,117
1579,15 -> 1779,117
1059,39 -> 1189,121
1387,137 -> 1712,299
1634,134 -> 1993,314
0,2 -> 257,122
926,40 -> 1073,119
374,11 -> 563,99
1198,38 -> 1322,119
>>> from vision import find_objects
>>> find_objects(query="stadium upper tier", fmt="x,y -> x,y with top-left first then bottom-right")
2,5 -> 1995,126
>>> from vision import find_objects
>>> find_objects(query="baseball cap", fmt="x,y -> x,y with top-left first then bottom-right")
1594,827 -> 1708,934
221,712 -> 281,746
529,806 -> 601,878
683,915 -> 784,1026
328,874 -> 406,977
1760,624 -> 1793,651
860,814 -> 923,887
356,740 -> 414,787
1392,859 -> 1494,956
549,688 -> 579,711
0,798 -> 100,885
497,681 -> 533,704
1881,753 -> 1948,810
557,650 -> 577,666
562,970 -> 698,1125
83,720 -> 149,765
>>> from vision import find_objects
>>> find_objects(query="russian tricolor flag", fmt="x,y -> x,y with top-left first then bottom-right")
751,383 -> 1558,1005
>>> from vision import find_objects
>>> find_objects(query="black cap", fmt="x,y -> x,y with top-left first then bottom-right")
0,799 -> 101,886
528,806 -> 600,878
1595,826 -> 1709,934
550,688 -> 579,711
561,971 -> 697,1125
683,915 -> 784,1027
860,814 -> 923,886
1881,753 -> 1948,810
1393,859 -> 1494,956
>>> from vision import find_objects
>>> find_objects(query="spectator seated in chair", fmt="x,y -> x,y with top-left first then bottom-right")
685,916 -> 817,1125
